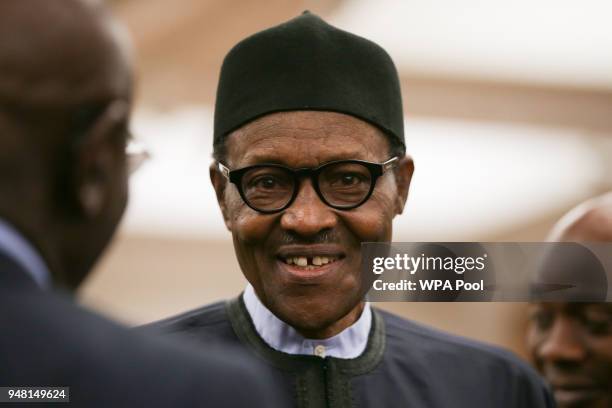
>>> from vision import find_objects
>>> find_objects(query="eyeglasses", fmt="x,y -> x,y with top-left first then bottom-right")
218,157 -> 399,214
72,100 -> 150,175
126,137 -> 150,174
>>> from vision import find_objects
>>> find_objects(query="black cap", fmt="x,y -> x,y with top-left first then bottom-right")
214,11 -> 405,150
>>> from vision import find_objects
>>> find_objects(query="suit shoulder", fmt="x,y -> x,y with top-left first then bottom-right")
0,292 -> 274,407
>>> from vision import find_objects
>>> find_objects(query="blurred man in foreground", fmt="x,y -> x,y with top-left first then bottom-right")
528,192 -> 612,408
147,12 -> 554,407
0,1 -> 276,406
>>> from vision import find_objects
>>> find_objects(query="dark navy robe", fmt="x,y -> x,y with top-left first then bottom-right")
143,296 -> 555,408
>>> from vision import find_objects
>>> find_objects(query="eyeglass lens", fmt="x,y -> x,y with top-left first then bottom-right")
241,167 -> 294,211
318,162 -> 372,207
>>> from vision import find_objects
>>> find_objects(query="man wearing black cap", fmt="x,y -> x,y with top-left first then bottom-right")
147,12 -> 553,407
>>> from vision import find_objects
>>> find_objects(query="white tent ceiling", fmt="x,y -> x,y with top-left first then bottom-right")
330,0 -> 612,89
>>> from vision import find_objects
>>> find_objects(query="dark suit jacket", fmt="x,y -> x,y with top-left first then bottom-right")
0,251 -> 277,407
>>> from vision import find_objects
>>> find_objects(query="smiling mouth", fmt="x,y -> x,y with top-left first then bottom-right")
281,256 -> 341,269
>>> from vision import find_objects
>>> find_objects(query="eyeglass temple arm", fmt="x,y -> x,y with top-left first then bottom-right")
382,156 -> 399,173
218,162 -> 231,179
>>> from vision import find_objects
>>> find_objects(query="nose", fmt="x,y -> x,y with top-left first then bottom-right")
538,316 -> 587,365
280,179 -> 337,237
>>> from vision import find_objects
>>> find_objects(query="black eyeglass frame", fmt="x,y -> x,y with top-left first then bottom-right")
217,157 -> 399,214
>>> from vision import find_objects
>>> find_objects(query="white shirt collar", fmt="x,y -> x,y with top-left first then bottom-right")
0,218 -> 51,289
243,284 -> 371,359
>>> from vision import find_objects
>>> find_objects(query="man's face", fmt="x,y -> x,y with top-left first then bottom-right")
527,302 -> 612,408
215,111 -> 411,337
61,15 -> 134,289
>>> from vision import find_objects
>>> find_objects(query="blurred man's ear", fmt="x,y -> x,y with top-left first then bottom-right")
73,101 -> 129,219
210,163 -> 232,231
394,155 -> 414,216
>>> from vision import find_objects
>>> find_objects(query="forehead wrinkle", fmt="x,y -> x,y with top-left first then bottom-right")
226,111 -> 392,167
236,133 -> 382,167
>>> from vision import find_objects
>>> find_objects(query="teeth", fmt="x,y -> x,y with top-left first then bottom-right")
284,256 -> 338,267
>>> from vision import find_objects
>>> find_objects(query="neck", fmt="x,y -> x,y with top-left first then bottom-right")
296,301 -> 366,339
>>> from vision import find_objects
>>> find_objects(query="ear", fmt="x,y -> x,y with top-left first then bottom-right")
210,163 -> 232,231
73,101 -> 129,219
393,155 -> 414,216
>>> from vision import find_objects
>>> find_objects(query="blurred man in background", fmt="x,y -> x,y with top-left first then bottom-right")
148,12 -> 554,407
0,1 -> 277,406
528,192 -> 612,408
